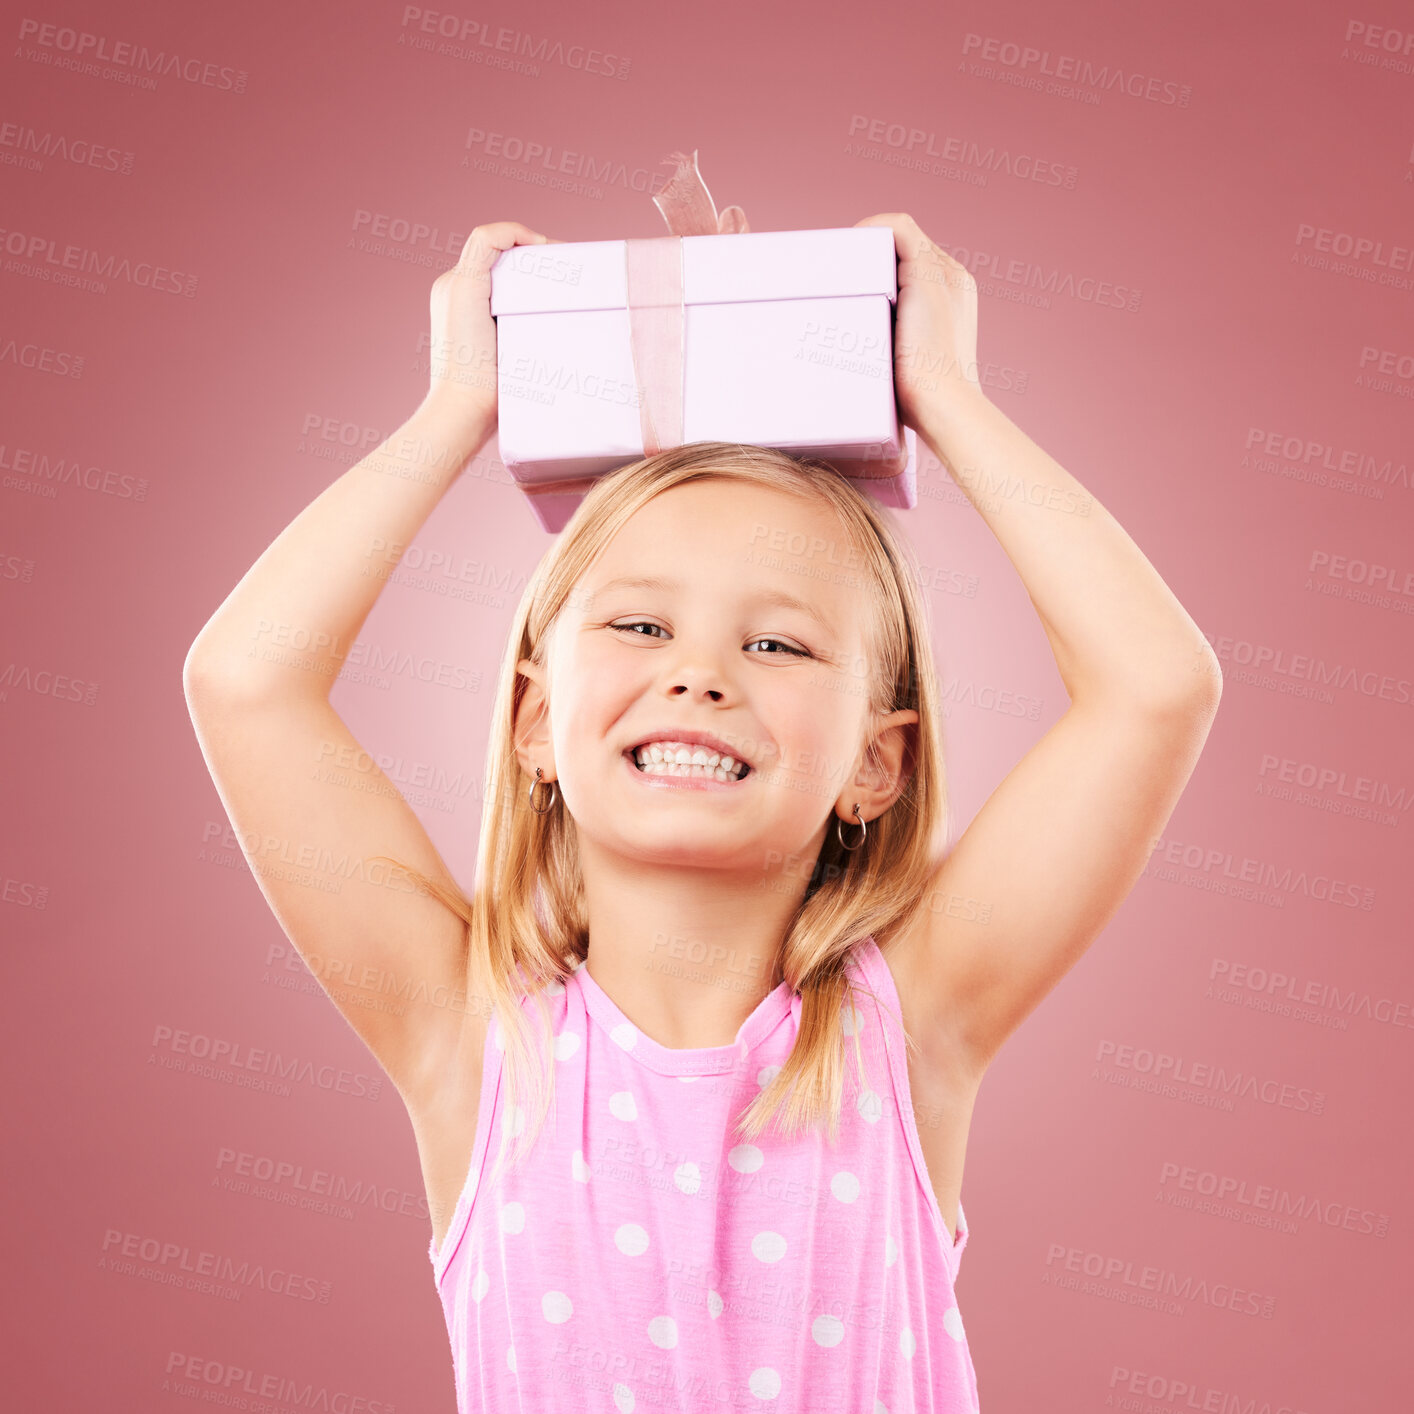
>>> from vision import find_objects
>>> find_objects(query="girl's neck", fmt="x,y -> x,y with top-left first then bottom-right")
576,836 -> 804,1051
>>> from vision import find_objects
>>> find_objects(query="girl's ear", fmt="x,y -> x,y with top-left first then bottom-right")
847,709 -> 920,817
512,658 -> 555,778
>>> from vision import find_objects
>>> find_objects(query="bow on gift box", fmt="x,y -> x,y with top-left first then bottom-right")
518,149 -> 907,518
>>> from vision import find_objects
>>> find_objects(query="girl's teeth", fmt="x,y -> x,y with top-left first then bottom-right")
633,742 -> 746,780
642,762 -> 737,780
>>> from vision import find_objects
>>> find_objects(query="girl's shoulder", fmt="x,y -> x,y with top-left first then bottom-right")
842,934 -> 900,1024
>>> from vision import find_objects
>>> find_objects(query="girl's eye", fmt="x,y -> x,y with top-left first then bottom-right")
746,637 -> 809,658
610,621 -> 669,640
608,623 -> 809,658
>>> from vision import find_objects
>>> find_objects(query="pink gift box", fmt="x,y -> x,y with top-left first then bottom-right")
488,224 -> 918,533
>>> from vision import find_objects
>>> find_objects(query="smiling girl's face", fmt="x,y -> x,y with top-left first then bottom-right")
518,478 -> 909,873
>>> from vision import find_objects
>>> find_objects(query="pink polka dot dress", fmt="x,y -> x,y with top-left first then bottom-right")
428,934 -> 978,1411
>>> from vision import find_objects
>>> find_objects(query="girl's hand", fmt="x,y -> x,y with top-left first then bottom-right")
420,220 -> 561,434
854,213 -> 987,431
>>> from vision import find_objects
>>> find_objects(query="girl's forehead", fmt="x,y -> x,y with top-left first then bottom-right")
602,481 -> 859,565
558,482 -> 877,645
640,476 -> 832,518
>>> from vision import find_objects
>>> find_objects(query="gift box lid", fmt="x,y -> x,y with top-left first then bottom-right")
489,226 -> 899,316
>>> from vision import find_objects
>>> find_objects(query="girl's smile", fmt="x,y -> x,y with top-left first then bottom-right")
621,743 -> 755,791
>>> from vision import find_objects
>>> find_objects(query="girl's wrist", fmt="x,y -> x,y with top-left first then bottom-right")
910,385 -> 997,457
405,393 -> 498,473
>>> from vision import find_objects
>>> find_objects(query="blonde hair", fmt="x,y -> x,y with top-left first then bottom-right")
384,441 -> 948,1187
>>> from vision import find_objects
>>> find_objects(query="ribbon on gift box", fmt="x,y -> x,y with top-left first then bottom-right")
624,148 -> 749,457
519,149 -> 907,513
516,149 -> 740,511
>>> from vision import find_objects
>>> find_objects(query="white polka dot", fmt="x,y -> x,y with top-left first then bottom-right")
546,977 -> 565,996
502,1104 -> 526,1138
875,1402 -> 889,1414
506,1344 -> 516,1373
554,1029 -> 582,1060
748,1368 -> 781,1399
492,1022 -> 504,1052
572,1150 -> 592,1183
812,1314 -> 845,1347
471,1268 -> 489,1302
612,1385 -> 635,1413
542,1290 -> 573,1323
943,1304 -> 966,1341
610,1021 -> 638,1050
499,1201 -> 525,1235
885,1234 -> 898,1267
857,1088 -> 883,1124
615,1223 -> 649,1256
899,1327 -> 916,1359
609,1090 -> 638,1121
751,1231 -> 787,1263
830,1171 -> 860,1203
674,1162 -> 702,1195
841,1002 -> 865,1036
755,1063 -> 781,1088
647,1315 -> 678,1348
728,1144 -> 764,1172
707,1289 -> 723,1318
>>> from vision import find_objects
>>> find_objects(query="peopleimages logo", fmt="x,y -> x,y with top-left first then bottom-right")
1340,19 -> 1414,74
1106,1364 -> 1310,1414
0,225 -> 197,295
462,127 -> 667,196
845,114 -> 1078,189
1242,425 -> 1411,497
0,121 -> 135,175
1156,1159 -> 1390,1238
1208,957 -> 1414,1034
1043,1242 -> 1277,1319
1146,831 -> 1376,910
396,7 -> 631,79
148,1024 -> 383,1101
0,337 -> 84,379
162,1353 -> 395,1412
959,32 -> 1192,107
1200,628 -> 1414,712
215,1146 -> 430,1221
934,240 -> 1142,312
0,440 -> 147,498
14,17 -> 250,92
1292,222 -> 1414,289
1093,1040 -> 1326,1116
100,1229 -> 331,1303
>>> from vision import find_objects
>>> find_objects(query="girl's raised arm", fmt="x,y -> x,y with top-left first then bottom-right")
182,221 -> 552,1110
856,213 -> 1224,1081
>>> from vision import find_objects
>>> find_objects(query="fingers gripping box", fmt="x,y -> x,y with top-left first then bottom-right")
488,225 -> 918,533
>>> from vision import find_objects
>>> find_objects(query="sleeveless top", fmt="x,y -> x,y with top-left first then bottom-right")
427,934 -> 979,1412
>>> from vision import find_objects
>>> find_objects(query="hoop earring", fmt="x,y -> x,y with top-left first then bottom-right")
528,766 -> 557,815
836,803 -> 866,851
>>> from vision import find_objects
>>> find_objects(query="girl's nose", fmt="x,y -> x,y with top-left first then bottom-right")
668,681 -> 724,702
664,659 -> 730,703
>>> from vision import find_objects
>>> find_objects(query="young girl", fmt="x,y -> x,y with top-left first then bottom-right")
184,216 -> 1222,1412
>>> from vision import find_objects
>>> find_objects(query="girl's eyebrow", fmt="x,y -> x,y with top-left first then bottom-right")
587,574 -> 833,633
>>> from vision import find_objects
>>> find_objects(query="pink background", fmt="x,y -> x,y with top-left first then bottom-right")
4,0 -> 1411,1408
